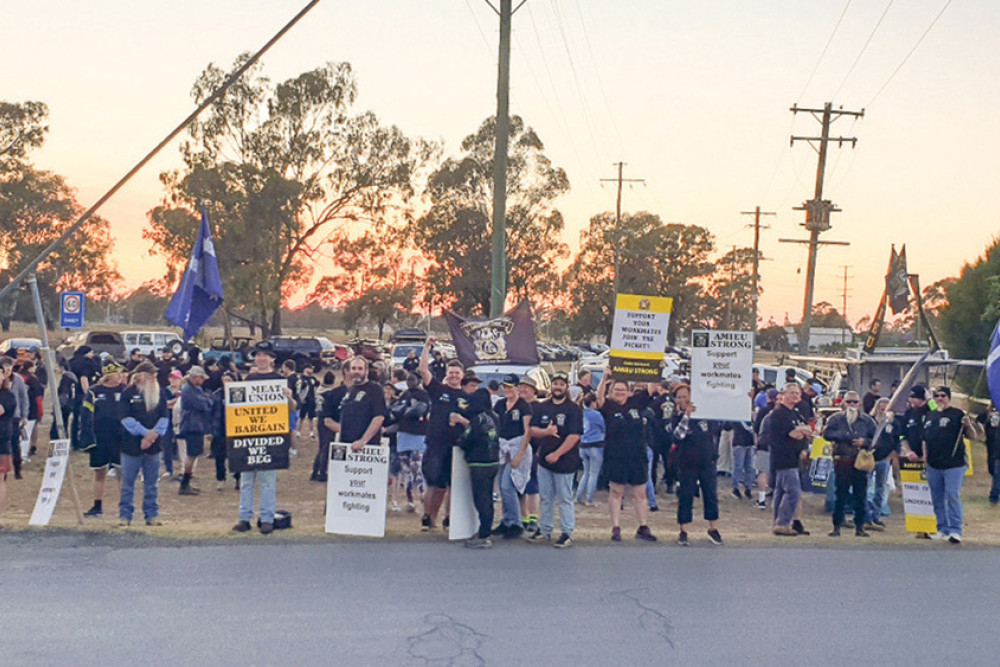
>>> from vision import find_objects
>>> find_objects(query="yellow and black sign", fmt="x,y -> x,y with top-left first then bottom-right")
609,293 -> 673,382
225,379 -> 291,472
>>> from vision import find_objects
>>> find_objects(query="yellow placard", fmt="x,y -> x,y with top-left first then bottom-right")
614,294 -> 673,313
225,403 -> 289,437
899,461 -> 938,534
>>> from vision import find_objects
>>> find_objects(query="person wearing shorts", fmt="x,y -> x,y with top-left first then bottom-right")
596,370 -> 656,543
418,339 -> 466,531
178,366 -> 214,496
80,362 -> 127,517
295,366 -> 319,440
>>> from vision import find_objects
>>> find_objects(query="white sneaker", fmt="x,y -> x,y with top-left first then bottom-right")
929,532 -> 946,540
293,431 -> 301,439
391,502 -> 401,512
289,448 -> 298,457
948,534 -> 962,544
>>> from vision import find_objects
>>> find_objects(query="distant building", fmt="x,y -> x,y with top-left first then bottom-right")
784,327 -> 853,351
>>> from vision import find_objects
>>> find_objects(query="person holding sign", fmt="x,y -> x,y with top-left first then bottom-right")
327,357 -> 387,452
450,388 -> 500,548
597,370 -> 657,543
922,387 -> 979,543
493,373 -> 533,539
670,384 -> 723,546
233,342 -> 296,535
118,362 -> 169,526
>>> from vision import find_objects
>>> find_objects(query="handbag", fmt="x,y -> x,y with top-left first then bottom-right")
854,448 -> 875,472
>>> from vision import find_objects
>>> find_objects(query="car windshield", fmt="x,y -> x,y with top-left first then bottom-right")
393,344 -> 423,359
89,333 -> 121,345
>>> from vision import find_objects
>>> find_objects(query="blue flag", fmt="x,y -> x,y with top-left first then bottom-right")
988,318 -> 1000,408
165,207 -> 224,341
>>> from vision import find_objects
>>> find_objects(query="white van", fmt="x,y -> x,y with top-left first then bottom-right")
121,331 -> 185,358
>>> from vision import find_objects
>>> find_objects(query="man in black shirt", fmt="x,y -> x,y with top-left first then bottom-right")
326,357 -> 386,451
494,373 -> 533,538
79,362 -> 127,517
527,373 -> 581,548
862,379 -> 881,415
978,402 -> 1000,504
119,362 -> 169,526
313,371 -> 346,482
418,337 -> 466,530
768,383 -> 813,535
922,386 -> 977,543
295,366 -> 319,441
900,386 -> 932,461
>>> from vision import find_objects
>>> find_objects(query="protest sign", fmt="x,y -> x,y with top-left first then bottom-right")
448,446 -> 479,541
900,460 -> 937,533
609,294 -> 672,381
225,379 -> 290,473
689,329 -> 754,421
807,437 -> 834,489
325,442 -> 389,537
29,439 -> 71,526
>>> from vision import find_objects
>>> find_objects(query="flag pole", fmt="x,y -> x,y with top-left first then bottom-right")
0,0 -> 324,304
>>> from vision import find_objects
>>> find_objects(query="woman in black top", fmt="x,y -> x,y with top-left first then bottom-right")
596,371 -> 656,543
671,384 -> 723,546
922,386 -> 978,543
0,365 -> 16,518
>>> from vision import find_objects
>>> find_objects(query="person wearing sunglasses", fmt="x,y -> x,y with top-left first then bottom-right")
921,386 -> 979,544
822,391 -> 876,537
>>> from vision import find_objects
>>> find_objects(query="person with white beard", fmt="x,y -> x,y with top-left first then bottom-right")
118,361 -> 169,526
822,391 -> 877,538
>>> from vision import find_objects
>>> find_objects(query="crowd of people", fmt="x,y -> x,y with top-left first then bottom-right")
0,338 -> 997,548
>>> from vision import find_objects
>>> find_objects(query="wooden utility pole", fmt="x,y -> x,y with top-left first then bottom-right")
839,264 -> 853,343
600,162 -> 645,295
741,206 -> 775,331
783,102 -> 863,352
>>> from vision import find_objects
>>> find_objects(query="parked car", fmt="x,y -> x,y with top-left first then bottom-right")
390,328 -> 427,343
0,338 -> 42,361
201,336 -> 258,370
259,336 -> 342,370
468,363 -> 552,396
56,331 -> 126,362
121,330 -> 186,358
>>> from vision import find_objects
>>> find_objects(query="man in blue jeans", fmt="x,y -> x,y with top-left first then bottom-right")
528,374 -> 582,548
118,362 -> 168,526
233,342 -> 295,535
768,383 -> 812,536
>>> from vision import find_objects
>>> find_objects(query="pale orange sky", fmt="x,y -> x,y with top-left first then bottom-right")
4,1 -> 998,326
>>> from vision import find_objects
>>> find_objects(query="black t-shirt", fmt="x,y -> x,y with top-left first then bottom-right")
295,374 -> 318,406
901,404 -> 930,454
923,407 -> 967,470
646,394 -> 675,450
600,397 -> 647,462
0,388 -> 16,454
768,404 -> 807,470
424,378 -> 466,450
338,382 -> 387,445
495,398 -> 533,440
90,383 -> 127,446
532,398 -> 583,474
862,391 -> 880,415
978,410 -> 1000,450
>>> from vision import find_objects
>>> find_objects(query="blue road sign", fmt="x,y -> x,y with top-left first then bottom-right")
60,292 -> 85,329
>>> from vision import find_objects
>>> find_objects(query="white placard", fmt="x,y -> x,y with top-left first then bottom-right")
448,446 -> 479,541
325,443 -> 389,537
689,330 -> 754,422
29,439 -> 71,526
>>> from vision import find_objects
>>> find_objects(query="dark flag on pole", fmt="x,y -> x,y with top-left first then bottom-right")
165,206 -> 224,342
887,245 -> 911,314
444,300 -> 540,368
988,318 -> 1000,409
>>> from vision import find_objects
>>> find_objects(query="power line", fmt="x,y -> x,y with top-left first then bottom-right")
601,162 -> 645,295
797,0 -> 853,102
571,0 -> 626,158
832,0 -> 895,100
866,0 -> 954,109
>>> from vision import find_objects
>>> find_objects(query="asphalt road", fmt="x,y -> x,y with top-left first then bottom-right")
1,532 -> 997,665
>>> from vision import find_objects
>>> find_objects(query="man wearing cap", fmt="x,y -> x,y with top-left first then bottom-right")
493,373 -> 533,538
79,362 -> 127,517
233,341 -> 296,534
900,385 -> 932,462
178,366 -> 213,495
118,361 -> 169,526
517,375 -> 542,531
69,345 -> 100,449
528,371 -> 582,548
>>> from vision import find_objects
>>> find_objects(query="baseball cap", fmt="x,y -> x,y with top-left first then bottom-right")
518,376 -> 537,390
169,369 -> 183,379
101,362 -> 124,376
910,385 -> 926,400
551,371 -> 569,383
460,370 -> 481,386
188,366 -> 207,378
132,361 -> 157,375
254,340 -> 277,357
501,373 -> 520,386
